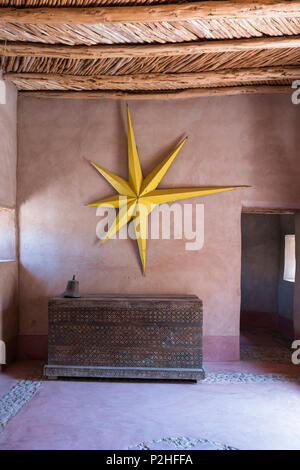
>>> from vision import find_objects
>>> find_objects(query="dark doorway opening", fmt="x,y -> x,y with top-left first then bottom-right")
240,213 -> 295,360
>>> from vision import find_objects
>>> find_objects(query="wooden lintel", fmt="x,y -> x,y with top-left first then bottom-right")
0,36 -> 300,60
18,85 -> 291,100
242,207 -> 299,214
0,1 -> 299,25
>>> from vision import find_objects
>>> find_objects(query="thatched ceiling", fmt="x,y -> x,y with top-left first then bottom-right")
0,0 -> 299,98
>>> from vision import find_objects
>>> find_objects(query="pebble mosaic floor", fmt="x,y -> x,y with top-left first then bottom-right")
0,378 -> 42,431
129,436 -> 238,451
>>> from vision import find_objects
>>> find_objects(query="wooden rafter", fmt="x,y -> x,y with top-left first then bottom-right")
18,86 -> 291,99
4,67 -> 299,91
1,36 -> 300,60
0,1 -> 299,25
242,207 -> 298,214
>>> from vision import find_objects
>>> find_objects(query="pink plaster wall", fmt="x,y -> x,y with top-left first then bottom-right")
0,82 -> 18,365
0,83 -> 17,209
17,94 -> 300,361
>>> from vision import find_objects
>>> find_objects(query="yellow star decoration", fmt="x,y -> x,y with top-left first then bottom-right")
87,106 -> 245,274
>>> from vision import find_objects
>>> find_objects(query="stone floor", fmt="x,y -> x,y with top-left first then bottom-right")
0,327 -> 300,450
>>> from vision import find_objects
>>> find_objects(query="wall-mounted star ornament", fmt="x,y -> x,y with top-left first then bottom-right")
87,106 -> 246,274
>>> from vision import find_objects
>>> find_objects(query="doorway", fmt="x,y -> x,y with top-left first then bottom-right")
240,212 -> 295,360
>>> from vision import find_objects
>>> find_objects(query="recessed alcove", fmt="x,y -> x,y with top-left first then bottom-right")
0,208 -> 16,262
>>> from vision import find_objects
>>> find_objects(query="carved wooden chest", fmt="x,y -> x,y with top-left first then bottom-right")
44,294 -> 204,381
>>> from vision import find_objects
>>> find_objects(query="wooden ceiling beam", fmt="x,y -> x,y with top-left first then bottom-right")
18,86 -> 291,99
242,207 -> 298,214
4,66 -> 299,91
1,36 -> 300,60
0,1 -> 299,25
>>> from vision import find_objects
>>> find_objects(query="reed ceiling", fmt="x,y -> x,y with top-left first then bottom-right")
0,0 -> 299,98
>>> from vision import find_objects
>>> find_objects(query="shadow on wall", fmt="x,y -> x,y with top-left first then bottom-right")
244,94 -> 300,203
17,99 -> 132,207
17,266 -> 48,360
18,265 -> 52,331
